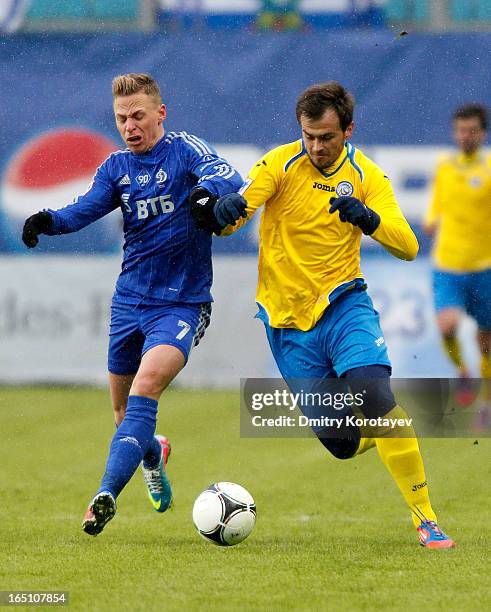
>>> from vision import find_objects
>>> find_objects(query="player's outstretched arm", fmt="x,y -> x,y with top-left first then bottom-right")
21,159 -> 119,247
329,194 -> 418,261
214,193 -> 248,227
189,188 -> 247,235
183,133 -> 244,235
22,211 -> 53,248
332,158 -> 419,261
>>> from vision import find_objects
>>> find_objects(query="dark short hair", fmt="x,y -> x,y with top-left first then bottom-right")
295,81 -> 355,131
453,103 -> 488,131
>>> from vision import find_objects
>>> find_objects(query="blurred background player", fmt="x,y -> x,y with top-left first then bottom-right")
424,104 -> 491,427
195,81 -> 455,548
21,73 -> 245,536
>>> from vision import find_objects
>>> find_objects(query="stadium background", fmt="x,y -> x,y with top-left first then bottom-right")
0,0 -> 490,386
1,3 -> 490,611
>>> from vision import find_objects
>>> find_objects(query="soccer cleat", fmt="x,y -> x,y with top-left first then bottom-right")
82,491 -> 116,536
417,520 -> 455,549
142,435 -> 172,513
455,375 -> 478,408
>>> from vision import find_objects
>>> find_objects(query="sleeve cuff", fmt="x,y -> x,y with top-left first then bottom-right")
43,209 -> 62,235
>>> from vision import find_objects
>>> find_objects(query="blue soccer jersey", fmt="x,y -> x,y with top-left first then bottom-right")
45,131 -> 243,304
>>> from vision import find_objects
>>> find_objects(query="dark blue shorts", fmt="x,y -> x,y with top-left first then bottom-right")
108,299 -> 212,375
259,287 -> 391,379
433,268 -> 491,330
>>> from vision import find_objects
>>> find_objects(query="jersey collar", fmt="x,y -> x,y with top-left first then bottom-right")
130,133 -> 167,160
315,142 -> 349,179
456,150 -> 483,165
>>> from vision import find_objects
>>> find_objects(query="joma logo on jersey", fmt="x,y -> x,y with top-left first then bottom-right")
312,181 -> 335,192
135,195 -> 175,219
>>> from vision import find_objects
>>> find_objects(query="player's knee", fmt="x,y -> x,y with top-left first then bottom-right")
441,324 -> 459,340
317,434 -> 360,460
130,372 -> 166,399
438,311 -> 460,336
344,365 -> 396,419
477,330 -> 491,354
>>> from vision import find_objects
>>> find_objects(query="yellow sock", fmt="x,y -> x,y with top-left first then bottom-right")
354,436 -> 376,456
352,406 -> 377,457
443,335 -> 465,371
480,354 -> 491,402
374,406 -> 437,528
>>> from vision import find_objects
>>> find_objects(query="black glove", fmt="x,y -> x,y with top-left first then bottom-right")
22,211 -> 53,248
329,196 -> 380,236
214,193 -> 247,228
188,187 -> 222,234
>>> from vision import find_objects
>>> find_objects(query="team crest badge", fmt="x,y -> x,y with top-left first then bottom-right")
336,181 -> 354,197
156,168 -> 167,185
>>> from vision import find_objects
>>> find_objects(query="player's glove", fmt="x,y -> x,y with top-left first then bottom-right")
22,211 -> 53,248
329,196 -> 380,236
188,187 -> 222,234
189,188 -> 247,234
213,193 -> 248,228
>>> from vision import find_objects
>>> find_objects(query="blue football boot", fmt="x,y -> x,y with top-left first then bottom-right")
142,435 -> 173,512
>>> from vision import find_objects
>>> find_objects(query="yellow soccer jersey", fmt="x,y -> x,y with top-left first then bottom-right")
223,140 -> 418,331
425,151 -> 491,272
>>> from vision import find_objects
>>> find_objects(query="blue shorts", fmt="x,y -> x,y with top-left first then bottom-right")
259,287 -> 391,379
108,299 -> 212,375
433,268 -> 491,330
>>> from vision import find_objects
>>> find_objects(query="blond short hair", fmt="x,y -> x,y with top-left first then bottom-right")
112,73 -> 161,103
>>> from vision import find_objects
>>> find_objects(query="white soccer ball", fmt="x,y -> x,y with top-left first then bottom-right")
192,482 -> 256,546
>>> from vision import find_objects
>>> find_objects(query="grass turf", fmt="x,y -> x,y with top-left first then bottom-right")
0,387 -> 489,611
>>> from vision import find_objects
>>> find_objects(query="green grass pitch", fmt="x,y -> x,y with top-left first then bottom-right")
0,387 -> 489,611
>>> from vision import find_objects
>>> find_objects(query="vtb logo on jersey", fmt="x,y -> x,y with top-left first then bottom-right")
156,168 -> 167,185
136,195 -> 175,219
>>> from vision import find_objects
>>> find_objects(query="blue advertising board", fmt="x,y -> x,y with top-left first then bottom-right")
0,31 -> 489,254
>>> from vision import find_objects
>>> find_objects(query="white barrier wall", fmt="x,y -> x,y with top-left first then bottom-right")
0,255 -> 478,386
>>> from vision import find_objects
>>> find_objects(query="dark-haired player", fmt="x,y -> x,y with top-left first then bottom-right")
425,103 -> 491,427
195,81 -> 455,548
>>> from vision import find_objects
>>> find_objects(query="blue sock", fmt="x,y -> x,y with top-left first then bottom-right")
143,436 -> 162,470
114,414 -> 162,471
97,396 -> 158,499
115,411 -> 161,470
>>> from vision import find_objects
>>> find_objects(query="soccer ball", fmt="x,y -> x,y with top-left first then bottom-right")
192,482 -> 256,546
